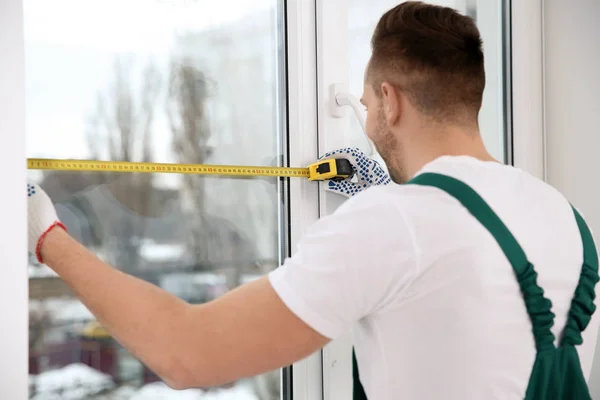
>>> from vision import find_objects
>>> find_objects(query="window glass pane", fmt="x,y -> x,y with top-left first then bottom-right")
347,0 -> 506,162
25,1 -> 285,399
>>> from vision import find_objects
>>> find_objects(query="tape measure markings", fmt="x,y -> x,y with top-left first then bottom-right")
27,158 -> 311,178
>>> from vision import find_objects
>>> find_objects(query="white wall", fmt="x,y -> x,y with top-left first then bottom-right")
0,0 -> 28,398
542,0 -> 600,394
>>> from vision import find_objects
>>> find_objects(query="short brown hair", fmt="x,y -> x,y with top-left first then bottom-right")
368,1 -> 485,122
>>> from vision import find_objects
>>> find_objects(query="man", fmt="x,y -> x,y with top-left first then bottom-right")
27,2 -> 600,399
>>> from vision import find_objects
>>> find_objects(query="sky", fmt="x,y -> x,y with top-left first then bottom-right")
24,0 -> 275,52
23,0 -> 274,162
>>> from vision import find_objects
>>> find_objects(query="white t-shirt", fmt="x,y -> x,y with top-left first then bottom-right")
268,155 -> 600,400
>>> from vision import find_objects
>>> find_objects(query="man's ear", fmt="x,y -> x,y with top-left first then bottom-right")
380,82 -> 401,126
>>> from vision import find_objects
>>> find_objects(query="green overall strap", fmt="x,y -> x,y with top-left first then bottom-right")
353,348 -> 368,400
408,172 -> 599,400
527,206 -> 600,400
561,207 -> 599,349
351,172 -> 599,399
351,170 -> 547,400
408,172 -> 555,349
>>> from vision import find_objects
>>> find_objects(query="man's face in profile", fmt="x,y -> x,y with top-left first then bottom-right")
361,75 -> 404,184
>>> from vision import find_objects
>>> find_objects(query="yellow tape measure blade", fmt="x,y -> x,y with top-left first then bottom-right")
27,158 -> 311,179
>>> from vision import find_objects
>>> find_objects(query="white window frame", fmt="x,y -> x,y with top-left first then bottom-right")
510,0 -> 544,178
314,0 -> 355,398
0,0 -> 28,398
285,0 -> 325,398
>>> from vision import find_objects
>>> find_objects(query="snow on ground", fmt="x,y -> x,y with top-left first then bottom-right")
130,382 -> 258,400
102,386 -> 139,400
129,382 -> 205,399
30,363 -> 115,400
30,364 -> 259,400
200,384 -> 258,400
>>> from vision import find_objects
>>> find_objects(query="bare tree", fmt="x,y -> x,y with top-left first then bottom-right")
166,58 -> 212,265
84,55 -> 162,272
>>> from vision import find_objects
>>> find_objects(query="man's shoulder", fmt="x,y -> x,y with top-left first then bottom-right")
336,163 -> 566,222
328,184 -> 442,236
344,182 -> 449,210
343,166 -> 563,225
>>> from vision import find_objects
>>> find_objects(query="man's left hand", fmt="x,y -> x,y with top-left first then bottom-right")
27,183 -> 66,263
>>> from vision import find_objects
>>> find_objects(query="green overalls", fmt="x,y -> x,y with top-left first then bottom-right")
352,173 -> 600,400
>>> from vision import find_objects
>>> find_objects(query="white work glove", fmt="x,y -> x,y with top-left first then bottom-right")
318,147 -> 391,198
27,183 -> 66,263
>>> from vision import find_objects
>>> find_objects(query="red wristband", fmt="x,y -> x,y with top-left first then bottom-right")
36,221 -> 67,264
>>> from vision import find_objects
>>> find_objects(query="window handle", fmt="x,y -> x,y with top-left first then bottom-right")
330,83 -> 376,156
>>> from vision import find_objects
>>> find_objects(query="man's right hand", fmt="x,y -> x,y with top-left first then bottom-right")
318,147 -> 391,198
27,183 -> 66,263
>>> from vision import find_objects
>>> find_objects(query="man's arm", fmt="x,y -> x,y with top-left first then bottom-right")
26,148 -> 399,391
40,228 -> 330,389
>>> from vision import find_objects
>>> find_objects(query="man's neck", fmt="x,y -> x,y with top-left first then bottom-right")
402,124 -> 496,180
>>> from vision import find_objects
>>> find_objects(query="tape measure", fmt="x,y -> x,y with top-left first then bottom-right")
27,158 -> 354,181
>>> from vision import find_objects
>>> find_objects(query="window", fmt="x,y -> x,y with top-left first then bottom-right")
4,0 -> 513,397
25,0 -> 287,398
